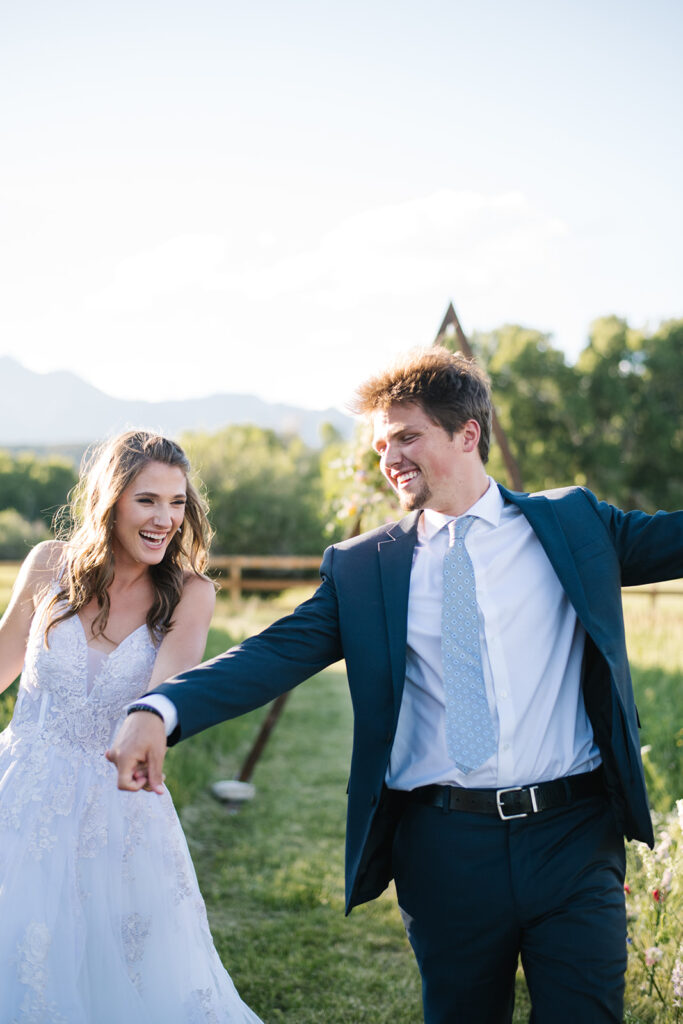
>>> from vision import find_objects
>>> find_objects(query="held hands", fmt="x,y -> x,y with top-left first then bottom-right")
106,711 -> 168,794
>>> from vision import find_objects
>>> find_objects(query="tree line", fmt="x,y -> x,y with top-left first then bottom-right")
0,315 -> 680,560
473,315 -> 682,512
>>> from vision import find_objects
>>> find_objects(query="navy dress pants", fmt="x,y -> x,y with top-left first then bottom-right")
391,794 -> 627,1024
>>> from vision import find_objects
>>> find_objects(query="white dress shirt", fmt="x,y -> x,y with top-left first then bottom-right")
138,691 -> 178,735
386,479 -> 601,790
139,480 -> 601,788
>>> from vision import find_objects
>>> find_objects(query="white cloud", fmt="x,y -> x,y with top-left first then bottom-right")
5,185 -> 674,412
0,189 -> 576,409
83,234 -> 228,313
234,189 -> 568,306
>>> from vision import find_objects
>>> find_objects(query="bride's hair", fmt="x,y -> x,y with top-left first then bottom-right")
45,430 -> 213,644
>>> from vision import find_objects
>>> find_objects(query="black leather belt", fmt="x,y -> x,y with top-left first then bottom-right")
410,767 -> 604,821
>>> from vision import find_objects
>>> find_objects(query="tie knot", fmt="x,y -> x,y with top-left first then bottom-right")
448,515 -> 475,543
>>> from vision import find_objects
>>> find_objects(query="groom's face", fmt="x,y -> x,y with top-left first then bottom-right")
371,402 -> 473,515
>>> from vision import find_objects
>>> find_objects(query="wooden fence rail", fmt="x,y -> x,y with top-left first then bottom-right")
207,557 -> 683,605
1,559 -> 682,606
623,582 -> 683,608
209,555 -> 322,602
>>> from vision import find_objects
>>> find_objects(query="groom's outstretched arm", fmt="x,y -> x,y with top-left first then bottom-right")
108,551 -> 343,790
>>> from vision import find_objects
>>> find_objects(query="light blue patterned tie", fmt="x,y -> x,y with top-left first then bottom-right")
442,516 -> 496,773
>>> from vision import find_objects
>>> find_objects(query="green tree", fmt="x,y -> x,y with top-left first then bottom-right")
574,316 -> 683,510
573,316 -> 645,505
0,451 -> 77,527
0,508 -> 50,559
469,317 -> 682,511
181,425 -> 328,555
627,318 -> 683,511
470,325 -> 583,492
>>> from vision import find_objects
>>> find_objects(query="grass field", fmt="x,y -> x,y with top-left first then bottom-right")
0,567 -> 681,1021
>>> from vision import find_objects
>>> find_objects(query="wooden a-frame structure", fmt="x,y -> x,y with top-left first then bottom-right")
434,301 -> 523,491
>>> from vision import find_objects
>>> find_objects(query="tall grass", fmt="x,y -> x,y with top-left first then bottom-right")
623,592 -> 683,809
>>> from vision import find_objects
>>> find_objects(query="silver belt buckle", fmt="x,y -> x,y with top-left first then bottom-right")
496,785 -> 540,820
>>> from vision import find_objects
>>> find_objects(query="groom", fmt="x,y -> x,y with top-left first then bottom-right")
109,346 -> 683,1023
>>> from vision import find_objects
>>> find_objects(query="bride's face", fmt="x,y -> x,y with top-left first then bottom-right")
112,461 -> 187,567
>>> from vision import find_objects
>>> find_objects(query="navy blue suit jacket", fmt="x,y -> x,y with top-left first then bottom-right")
155,486 -> 683,912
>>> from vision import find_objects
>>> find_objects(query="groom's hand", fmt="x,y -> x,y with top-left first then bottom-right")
106,711 -> 167,794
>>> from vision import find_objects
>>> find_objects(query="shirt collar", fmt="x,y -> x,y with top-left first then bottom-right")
420,478 -> 503,541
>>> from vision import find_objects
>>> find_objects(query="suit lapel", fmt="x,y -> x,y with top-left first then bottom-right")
378,512 -> 420,716
498,484 -> 590,623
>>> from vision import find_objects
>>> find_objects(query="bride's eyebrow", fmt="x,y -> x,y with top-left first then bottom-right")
133,490 -> 187,499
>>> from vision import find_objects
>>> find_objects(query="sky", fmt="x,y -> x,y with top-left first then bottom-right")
1,0 -> 681,412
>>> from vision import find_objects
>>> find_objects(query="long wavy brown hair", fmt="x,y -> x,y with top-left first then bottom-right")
45,430 -> 213,644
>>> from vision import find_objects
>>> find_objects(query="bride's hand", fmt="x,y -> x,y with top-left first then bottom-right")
106,711 -> 167,794
132,765 -> 166,791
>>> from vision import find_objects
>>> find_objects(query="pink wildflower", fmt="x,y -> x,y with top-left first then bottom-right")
672,959 -> 683,1000
644,946 -> 664,967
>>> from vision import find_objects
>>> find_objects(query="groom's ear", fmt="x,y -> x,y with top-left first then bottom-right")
458,419 -> 481,454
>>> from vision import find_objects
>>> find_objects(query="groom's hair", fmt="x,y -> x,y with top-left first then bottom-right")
350,345 -> 493,463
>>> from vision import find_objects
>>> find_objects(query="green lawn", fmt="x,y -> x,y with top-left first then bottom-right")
1,569 -> 681,1021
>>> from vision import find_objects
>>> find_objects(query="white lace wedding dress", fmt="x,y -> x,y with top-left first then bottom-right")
0,594 -> 263,1024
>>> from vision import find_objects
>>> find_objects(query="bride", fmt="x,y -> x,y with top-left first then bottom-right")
0,430 -> 262,1023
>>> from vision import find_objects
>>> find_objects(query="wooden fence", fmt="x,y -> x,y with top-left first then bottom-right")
209,555 -> 322,601
207,556 -> 683,605
622,582 -> 683,608
1,557 -> 682,606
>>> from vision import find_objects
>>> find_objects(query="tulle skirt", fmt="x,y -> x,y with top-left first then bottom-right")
0,727 -> 262,1024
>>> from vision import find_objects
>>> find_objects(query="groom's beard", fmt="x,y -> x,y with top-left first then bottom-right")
396,480 -> 430,512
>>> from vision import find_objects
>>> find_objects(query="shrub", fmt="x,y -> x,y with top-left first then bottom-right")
0,508 -> 50,559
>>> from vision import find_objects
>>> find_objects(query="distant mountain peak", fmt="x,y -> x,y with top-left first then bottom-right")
0,358 -> 353,448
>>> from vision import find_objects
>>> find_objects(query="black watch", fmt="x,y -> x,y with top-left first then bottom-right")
127,703 -> 164,721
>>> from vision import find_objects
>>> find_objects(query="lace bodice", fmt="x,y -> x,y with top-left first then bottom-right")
10,599 -> 160,765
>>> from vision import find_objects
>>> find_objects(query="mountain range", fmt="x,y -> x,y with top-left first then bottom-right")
0,357 -> 353,449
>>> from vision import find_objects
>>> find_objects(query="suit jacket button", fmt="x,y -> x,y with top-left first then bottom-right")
385,732 -> 392,744
370,794 -> 378,806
